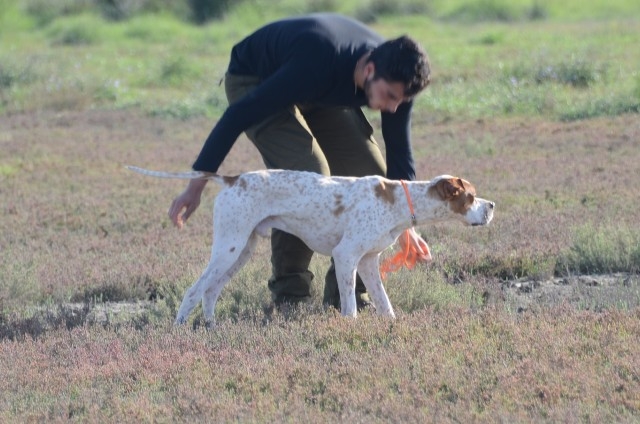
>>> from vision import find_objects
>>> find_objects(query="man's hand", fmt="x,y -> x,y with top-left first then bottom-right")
379,228 -> 432,279
402,227 -> 432,263
168,179 -> 208,229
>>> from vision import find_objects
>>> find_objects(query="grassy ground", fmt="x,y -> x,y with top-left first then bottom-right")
1,308 -> 639,422
1,109 -> 638,421
1,0 -> 639,421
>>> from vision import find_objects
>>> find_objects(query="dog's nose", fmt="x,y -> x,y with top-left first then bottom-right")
489,202 -> 495,209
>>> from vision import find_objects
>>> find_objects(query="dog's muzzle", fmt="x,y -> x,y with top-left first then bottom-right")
472,201 -> 495,226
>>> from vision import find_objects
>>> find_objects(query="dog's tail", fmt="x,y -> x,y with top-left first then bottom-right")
126,166 -> 221,181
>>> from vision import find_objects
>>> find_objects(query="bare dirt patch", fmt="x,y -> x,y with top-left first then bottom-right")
90,271 -> 640,326
503,272 -> 640,312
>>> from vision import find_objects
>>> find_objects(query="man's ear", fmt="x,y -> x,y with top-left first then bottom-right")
364,62 -> 376,80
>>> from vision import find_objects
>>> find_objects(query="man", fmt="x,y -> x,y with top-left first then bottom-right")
168,13 -> 432,310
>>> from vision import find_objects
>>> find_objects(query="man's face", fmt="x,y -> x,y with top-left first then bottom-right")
363,76 -> 408,113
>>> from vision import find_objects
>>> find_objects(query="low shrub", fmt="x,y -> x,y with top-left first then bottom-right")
557,224 -> 640,274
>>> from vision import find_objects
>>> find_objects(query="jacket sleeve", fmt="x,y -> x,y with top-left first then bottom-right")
192,59 -> 326,173
381,101 -> 416,181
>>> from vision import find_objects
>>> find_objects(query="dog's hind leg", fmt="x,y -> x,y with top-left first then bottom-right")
174,233 -> 255,326
174,268 -> 216,326
201,232 -> 258,327
357,253 -> 395,318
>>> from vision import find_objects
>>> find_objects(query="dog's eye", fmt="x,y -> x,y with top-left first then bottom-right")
465,194 -> 475,209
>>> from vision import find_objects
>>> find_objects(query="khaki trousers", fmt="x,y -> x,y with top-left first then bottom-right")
224,73 -> 387,307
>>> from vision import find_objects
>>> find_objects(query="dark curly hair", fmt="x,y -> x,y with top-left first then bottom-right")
368,35 -> 431,97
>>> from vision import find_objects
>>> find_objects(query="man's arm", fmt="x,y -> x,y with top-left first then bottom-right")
171,54 -> 328,228
380,101 -> 431,262
192,61 -> 326,173
380,101 -> 416,180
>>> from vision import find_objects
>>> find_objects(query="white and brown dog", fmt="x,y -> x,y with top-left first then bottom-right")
127,167 -> 494,325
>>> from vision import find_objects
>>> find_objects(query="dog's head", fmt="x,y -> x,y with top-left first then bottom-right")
428,175 -> 494,226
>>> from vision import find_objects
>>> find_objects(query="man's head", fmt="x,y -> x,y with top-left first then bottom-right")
363,35 -> 431,112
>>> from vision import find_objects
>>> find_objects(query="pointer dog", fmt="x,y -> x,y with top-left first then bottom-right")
127,167 -> 494,326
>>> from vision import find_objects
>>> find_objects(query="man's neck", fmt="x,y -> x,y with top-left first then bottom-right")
353,52 -> 371,90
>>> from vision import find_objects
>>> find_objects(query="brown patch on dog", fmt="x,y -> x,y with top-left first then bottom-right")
429,177 -> 476,215
374,180 -> 396,205
333,193 -> 345,216
222,175 -> 239,186
222,175 -> 247,189
457,178 -> 476,197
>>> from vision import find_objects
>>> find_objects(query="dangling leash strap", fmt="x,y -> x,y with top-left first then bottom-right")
379,180 -> 422,279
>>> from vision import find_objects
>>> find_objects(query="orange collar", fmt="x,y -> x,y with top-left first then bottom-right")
400,180 -> 417,227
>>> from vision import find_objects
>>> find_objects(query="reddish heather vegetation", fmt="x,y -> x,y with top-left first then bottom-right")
1,110 -> 639,421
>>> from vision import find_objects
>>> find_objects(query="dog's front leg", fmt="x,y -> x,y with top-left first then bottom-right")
333,254 -> 358,317
357,254 -> 395,318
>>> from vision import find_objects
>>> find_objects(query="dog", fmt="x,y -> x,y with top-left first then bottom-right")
127,167 -> 495,325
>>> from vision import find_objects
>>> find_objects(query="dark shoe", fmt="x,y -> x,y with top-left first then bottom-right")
356,294 -> 376,312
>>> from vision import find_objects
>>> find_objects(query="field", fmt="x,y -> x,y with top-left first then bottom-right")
1,0 -> 640,421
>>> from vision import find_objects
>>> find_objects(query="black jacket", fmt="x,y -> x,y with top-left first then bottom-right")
192,13 -> 416,180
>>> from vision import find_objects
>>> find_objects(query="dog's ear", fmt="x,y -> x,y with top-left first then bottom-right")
435,178 -> 462,200
456,178 -> 477,196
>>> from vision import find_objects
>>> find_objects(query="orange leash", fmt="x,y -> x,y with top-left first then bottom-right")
379,180 -> 423,280
400,179 -> 417,227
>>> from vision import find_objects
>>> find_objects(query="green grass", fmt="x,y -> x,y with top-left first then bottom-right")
558,224 -> 640,274
1,1 -> 639,120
